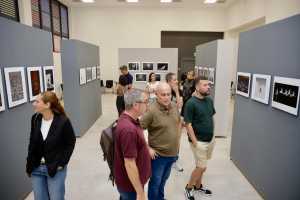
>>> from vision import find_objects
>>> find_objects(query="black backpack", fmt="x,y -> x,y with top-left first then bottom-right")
99,120 -> 117,185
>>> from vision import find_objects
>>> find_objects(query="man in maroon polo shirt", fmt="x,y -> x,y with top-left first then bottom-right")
114,89 -> 151,200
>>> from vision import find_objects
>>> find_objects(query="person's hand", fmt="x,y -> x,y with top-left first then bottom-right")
172,84 -> 179,93
192,140 -> 198,148
137,191 -> 146,200
148,147 -> 157,160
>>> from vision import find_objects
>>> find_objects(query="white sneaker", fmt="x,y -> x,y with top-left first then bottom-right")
173,161 -> 184,172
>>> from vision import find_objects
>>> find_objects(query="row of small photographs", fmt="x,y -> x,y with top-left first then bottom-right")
79,66 -> 101,85
0,66 -> 55,112
128,62 -> 169,71
194,66 -> 215,84
134,73 -> 165,82
236,72 -> 300,116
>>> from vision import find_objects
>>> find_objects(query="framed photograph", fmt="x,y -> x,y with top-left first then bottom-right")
135,73 -> 147,82
272,76 -> 300,116
236,72 -> 251,97
86,67 -> 92,82
0,70 -> 6,112
208,68 -> 215,84
251,74 -> 271,104
203,67 -> 209,80
92,66 -> 97,80
27,67 -> 44,101
155,73 -> 161,81
142,62 -> 154,71
128,62 -> 140,71
4,67 -> 28,108
80,68 -> 86,85
157,63 -> 168,71
43,66 -> 55,92
194,66 -> 199,77
96,66 -> 101,79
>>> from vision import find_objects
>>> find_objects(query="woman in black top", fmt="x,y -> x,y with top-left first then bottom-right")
26,91 -> 76,200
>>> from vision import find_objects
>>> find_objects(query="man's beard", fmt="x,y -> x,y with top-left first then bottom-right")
200,91 -> 209,96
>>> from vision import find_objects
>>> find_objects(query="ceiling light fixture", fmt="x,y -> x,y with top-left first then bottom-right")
204,0 -> 217,4
81,0 -> 95,3
161,0 -> 173,3
126,0 -> 139,2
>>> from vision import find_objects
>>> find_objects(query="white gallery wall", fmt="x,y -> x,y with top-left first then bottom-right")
69,7 -> 226,82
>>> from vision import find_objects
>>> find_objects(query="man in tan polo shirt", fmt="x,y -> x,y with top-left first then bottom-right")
140,82 -> 181,200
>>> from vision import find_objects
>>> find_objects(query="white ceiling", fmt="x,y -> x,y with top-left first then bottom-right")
66,0 -> 238,8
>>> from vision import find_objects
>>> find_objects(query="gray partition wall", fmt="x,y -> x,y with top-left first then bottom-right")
0,17 -> 53,199
231,14 -> 300,200
61,39 -> 102,137
119,48 -> 178,90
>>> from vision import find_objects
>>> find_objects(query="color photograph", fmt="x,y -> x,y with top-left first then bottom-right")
236,72 -> 251,97
27,67 -> 43,101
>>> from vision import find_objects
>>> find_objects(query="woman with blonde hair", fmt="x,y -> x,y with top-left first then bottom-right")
26,91 -> 76,200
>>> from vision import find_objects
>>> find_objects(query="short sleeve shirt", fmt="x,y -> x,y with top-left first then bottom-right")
114,113 -> 151,192
119,73 -> 133,86
184,96 -> 216,142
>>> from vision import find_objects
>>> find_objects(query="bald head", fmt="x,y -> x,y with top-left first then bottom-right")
156,82 -> 172,107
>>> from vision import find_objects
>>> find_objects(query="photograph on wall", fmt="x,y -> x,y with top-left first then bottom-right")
236,72 -> 251,97
203,67 -> 209,80
80,68 -> 86,85
271,76 -> 300,116
86,67 -> 92,82
92,67 -> 97,80
128,62 -> 140,71
142,62 -> 154,71
97,66 -> 101,79
194,66 -> 199,77
155,73 -> 162,81
135,73 -> 147,82
251,74 -> 271,104
208,68 -> 215,84
43,66 -> 55,91
0,70 -> 5,112
4,67 -> 28,108
157,63 -> 168,71
197,66 -> 203,78
27,67 -> 44,101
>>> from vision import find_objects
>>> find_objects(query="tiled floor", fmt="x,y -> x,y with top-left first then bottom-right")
25,93 -> 262,200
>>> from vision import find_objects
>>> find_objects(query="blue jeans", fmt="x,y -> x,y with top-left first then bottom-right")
31,164 -> 67,200
148,156 -> 178,200
117,188 -> 137,200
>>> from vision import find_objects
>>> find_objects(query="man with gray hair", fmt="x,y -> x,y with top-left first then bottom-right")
140,82 -> 182,200
114,89 -> 151,200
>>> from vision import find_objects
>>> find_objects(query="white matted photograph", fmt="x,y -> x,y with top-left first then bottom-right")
208,68 -> 215,84
4,67 -> 28,108
27,67 -> 44,101
97,66 -> 101,79
43,66 -> 55,92
0,70 -> 6,112
80,68 -> 86,85
128,62 -> 140,71
157,63 -> 168,71
142,62 -> 154,71
135,73 -> 147,82
236,72 -> 251,98
272,76 -> 300,116
251,74 -> 271,104
92,66 -> 97,80
194,66 -> 199,77
203,67 -> 209,80
86,67 -> 92,82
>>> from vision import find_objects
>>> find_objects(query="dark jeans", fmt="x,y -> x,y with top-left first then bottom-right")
117,188 -> 137,200
116,95 -> 125,116
148,156 -> 178,200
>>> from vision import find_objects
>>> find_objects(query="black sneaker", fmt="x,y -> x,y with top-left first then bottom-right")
194,184 -> 212,196
185,185 -> 195,200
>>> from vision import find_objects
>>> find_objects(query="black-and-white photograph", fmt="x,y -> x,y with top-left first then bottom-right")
272,76 -> 300,116
128,62 -> 140,71
236,72 -> 251,97
157,63 -> 168,71
92,67 -> 97,80
43,66 -> 55,91
251,74 -> 271,104
4,67 -> 28,108
0,70 -> 5,112
155,73 -> 161,81
142,62 -> 154,71
97,66 -> 101,79
135,73 -> 147,82
86,67 -> 92,82
80,68 -> 86,85
208,68 -> 215,84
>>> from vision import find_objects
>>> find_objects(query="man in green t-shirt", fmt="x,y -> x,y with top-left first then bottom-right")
184,77 -> 216,200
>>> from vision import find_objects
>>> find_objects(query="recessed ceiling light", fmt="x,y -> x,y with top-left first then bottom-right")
126,0 -> 139,2
204,0 -> 217,4
81,0 -> 94,3
161,0 -> 173,3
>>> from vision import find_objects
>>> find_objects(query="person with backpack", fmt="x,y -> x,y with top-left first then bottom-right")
114,89 -> 151,200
